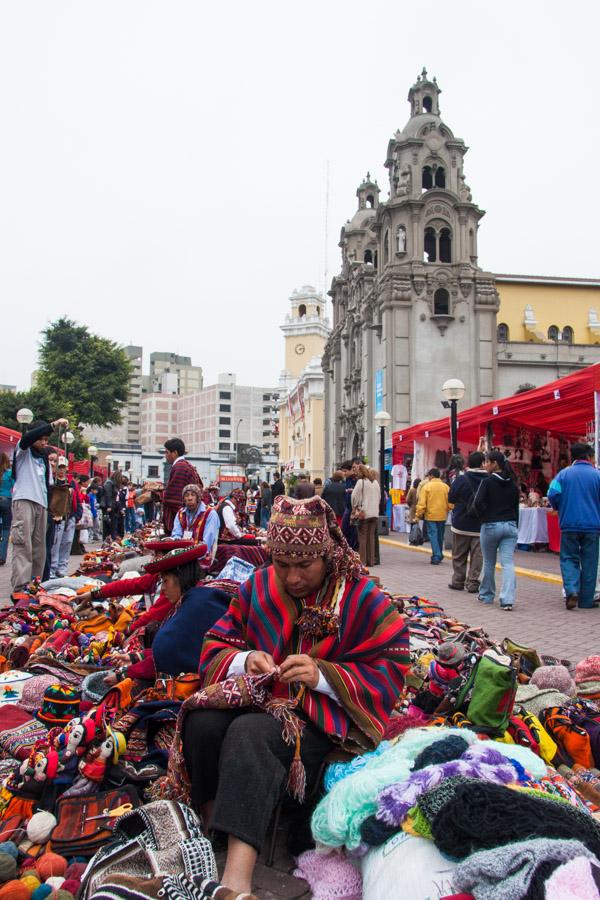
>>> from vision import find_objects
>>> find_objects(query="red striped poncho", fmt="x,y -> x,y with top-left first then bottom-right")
162,459 -> 202,534
200,566 -> 410,753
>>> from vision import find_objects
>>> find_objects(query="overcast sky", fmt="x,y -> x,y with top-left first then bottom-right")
1,0 -> 598,393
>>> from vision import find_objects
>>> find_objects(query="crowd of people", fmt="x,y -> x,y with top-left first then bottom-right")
406,442 -> 600,613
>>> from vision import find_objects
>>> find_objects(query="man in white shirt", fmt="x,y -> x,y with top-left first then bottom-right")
10,417 -> 68,593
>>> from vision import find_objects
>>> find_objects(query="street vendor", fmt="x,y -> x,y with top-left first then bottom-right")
181,495 -> 410,895
216,488 -> 246,541
104,543 -> 229,682
171,483 -> 219,555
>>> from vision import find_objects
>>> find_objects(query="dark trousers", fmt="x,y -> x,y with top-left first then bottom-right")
358,517 -> 378,567
560,531 -> 600,608
451,532 -> 482,590
341,509 -> 358,550
42,517 -> 56,581
182,710 -> 332,851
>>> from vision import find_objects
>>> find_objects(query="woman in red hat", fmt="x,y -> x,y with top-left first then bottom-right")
103,544 -> 230,683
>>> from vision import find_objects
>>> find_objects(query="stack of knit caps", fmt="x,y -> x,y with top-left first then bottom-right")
575,656 -> 600,702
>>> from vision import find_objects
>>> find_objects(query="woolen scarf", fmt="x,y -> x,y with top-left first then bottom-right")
452,837 -> 595,900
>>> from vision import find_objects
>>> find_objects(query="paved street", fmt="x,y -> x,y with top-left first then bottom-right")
378,534 -> 598,664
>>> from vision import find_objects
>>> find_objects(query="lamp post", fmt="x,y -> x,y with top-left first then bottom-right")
16,408 -> 33,434
441,379 -> 466,456
87,445 -> 98,478
374,410 -> 392,516
105,454 -> 113,478
235,418 -> 243,467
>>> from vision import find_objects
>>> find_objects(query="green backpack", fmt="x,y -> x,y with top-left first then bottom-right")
454,650 -> 517,736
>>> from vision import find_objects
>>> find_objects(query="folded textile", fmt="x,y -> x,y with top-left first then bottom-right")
452,838 -> 594,900
544,855 -> 600,899
293,850 -> 362,900
515,684 -> 572,718
431,781 -> 600,860
376,744 -> 520,828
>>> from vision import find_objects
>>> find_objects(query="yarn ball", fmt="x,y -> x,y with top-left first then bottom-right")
0,880 -> 29,900
35,854 -> 67,882
26,813 -> 57,846
0,857 -> 17,885
30,887 -> 52,900
54,892 -> 74,900
43,879 -> 64,892
59,881 -> 79,896
0,848 -> 18,863
411,735 -> 470,771
19,876 -> 40,897
531,665 -> 576,697
63,866 -> 85,883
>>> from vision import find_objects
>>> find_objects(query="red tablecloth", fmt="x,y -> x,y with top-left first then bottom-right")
546,509 -> 561,553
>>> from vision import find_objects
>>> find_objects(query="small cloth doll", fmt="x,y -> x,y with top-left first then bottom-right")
428,642 -> 466,699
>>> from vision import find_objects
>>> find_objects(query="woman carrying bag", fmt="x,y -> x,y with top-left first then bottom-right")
351,464 -> 381,567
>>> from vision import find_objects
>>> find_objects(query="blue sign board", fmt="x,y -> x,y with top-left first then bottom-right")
375,369 -> 384,413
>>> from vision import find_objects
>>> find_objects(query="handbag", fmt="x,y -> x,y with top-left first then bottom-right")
156,673 -> 202,701
409,522 -> 424,546
51,785 -> 140,856
350,481 -> 366,523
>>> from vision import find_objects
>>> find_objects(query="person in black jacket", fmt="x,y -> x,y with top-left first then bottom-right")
447,451 -> 487,593
321,471 -> 347,524
271,472 -> 285,499
472,450 -> 520,611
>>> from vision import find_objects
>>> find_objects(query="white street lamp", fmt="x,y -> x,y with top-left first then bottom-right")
62,431 -> 75,445
441,378 -> 466,402
441,378 -> 466,454
374,410 -> 392,516
16,408 -> 33,426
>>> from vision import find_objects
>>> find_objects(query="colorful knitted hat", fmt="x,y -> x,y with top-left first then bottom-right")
35,685 -> 81,726
575,656 -> 600,684
266,495 -> 363,580
531,664 -> 576,696
143,539 -> 195,553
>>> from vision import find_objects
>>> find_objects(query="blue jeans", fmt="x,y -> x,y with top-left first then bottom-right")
427,520 -> 446,563
479,521 -> 518,606
260,507 -> 271,529
125,507 -> 137,533
560,531 -> 600,608
50,517 -> 76,577
0,497 -> 12,562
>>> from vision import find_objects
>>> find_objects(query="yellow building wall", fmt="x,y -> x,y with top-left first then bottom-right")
277,394 -> 325,481
284,333 -> 328,379
497,282 -> 600,344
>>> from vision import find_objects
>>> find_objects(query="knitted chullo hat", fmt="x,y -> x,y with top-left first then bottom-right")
266,495 -> 363,581
35,686 -> 80,726
575,656 -> 600,684
181,483 -> 203,502
531,665 -> 577,697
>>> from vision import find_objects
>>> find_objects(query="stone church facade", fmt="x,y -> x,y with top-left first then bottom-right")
322,69 -> 501,470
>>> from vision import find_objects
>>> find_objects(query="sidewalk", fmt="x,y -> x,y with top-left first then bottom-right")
377,539 -> 599,664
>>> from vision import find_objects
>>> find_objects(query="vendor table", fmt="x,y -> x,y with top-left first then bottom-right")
517,506 -> 549,545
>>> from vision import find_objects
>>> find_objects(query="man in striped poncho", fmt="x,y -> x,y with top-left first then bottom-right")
182,495 -> 409,896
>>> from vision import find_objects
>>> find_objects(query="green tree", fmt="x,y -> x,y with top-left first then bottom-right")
37,317 -> 131,427
0,387 -> 88,459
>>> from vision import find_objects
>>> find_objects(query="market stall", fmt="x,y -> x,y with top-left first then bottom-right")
391,364 -> 600,543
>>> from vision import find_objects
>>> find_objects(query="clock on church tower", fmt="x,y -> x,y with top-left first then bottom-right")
281,285 -> 331,380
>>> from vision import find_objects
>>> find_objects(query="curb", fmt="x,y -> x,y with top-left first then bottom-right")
379,537 -> 562,585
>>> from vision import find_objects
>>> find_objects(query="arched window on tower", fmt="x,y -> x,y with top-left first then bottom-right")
469,228 -> 476,258
433,288 -> 450,316
439,227 -> 452,263
423,95 -> 433,113
366,194 -> 375,208
497,323 -> 510,342
374,249 -> 378,269
384,230 -> 390,264
424,227 -> 436,262
548,325 -> 560,341
434,167 -> 446,188
316,305 -> 320,316
562,325 -> 574,344
422,166 -> 433,191
298,304 -> 307,318
363,249 -> 373,264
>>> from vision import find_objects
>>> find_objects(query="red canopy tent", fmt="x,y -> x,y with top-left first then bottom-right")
393,363 -> 600,460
